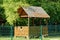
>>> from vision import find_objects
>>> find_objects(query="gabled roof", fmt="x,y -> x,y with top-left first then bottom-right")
17,6 -> 50,18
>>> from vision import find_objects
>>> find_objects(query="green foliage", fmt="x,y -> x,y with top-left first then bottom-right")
0,0 -> 3,4
0,6 -> 5,19
13,0 -> 20,2
16,18 -> 28,26
2,0 -> 30,25
0,0 -> 60,25
27,0 -> 60,24
41,2 -> 60,24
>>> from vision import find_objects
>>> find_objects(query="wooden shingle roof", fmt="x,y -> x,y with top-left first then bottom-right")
17,6 -> 50,18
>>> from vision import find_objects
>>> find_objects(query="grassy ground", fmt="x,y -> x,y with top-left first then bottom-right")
0,37 -> 40,40
0,37 -> 60,40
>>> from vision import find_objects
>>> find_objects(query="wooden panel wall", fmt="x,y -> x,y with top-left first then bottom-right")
14,26 -> 48,37
29,26 -> 40,37
14,26 -> 29,37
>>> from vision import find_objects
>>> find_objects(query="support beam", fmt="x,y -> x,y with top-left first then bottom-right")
46,19 -> 48,26
28,17 -> 29,27
32,18 -> 34,26
28,17 -> 29,40
45,19 -> 49,36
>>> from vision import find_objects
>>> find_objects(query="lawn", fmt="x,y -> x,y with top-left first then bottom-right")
0,37 -> 60,40
0,37 -> 40,40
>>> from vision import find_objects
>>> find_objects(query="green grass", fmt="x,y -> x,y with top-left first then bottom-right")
0,37 -> 60,40
0,37 -> 40,40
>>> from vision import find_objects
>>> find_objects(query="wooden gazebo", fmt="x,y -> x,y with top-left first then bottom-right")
14,6 -> 50,38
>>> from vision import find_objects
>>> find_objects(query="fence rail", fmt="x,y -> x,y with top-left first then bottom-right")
48,25 -> 60,36
0,25 -> 60,40
0,26 -> 14,36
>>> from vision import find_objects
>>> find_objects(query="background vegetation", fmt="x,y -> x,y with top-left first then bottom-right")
0,0 -> 60,26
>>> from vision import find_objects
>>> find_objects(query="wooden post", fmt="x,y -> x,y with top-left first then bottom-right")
39,18 -> 41,25
28,17 -> 29,27
27,17 -> 29,40
46,19 -> 48,26
32,18 -> 34,26
45,19 -> 48,36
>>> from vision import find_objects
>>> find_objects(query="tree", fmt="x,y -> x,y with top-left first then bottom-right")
2,0 -> 30,25
0,0 -> 3,5
0,0 -> 60,25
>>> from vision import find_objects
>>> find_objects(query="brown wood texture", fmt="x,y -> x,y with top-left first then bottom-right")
17,6 -> 50,18
14,26 -> 29,37
14,26 -> 48,37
